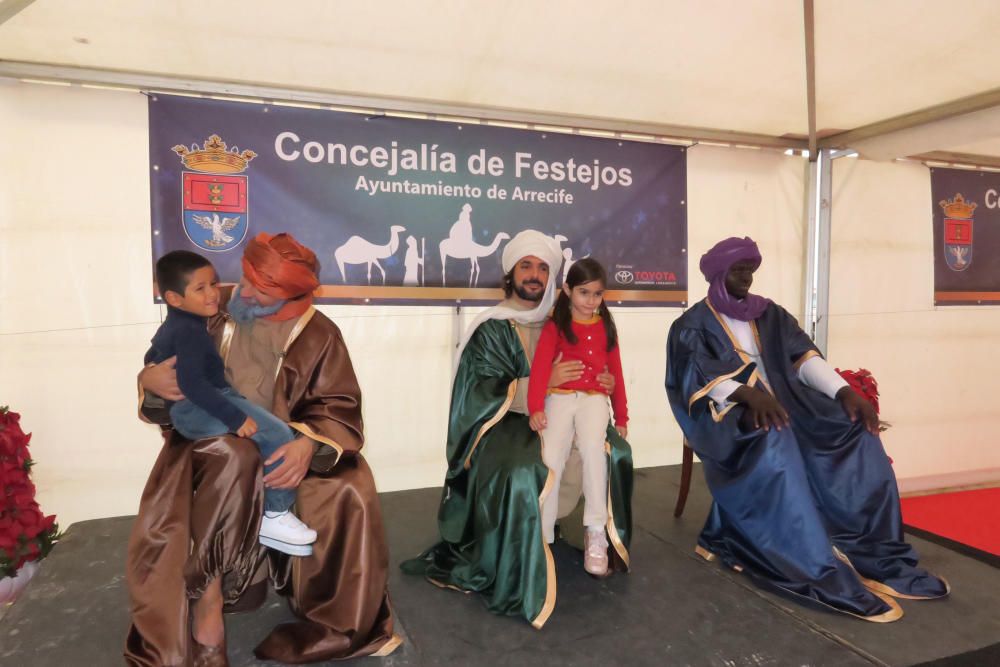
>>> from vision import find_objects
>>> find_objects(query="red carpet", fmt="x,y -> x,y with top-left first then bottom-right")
901,487 -> 1000,557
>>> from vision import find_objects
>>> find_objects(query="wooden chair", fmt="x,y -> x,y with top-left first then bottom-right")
673,439 -> 694,517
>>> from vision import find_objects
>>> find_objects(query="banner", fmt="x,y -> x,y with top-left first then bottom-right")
149,94 -> 687,305
931,167 -> 1000,305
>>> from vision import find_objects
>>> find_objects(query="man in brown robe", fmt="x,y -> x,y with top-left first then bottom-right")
126,233 -> 401,666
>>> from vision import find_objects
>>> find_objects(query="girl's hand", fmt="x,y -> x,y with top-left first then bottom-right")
615,425 -> 628,439
237,417 -> 258,438
529,411 -> 548,432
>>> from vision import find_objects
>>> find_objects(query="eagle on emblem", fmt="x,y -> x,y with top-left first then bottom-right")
191,213 -> 241,247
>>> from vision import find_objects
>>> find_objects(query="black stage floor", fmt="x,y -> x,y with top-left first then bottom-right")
2,465 -> 998,666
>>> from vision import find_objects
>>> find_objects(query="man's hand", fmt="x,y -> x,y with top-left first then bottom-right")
236,417 -> 258,438
139,357 -> 185,401
836,386 -> 880,435
529,411 -> 548,432
731,385 -> 790,432
597,365 -> 615,394
263,435 -> 314,490
615,424 -> 628,439
549,352 -> 584,387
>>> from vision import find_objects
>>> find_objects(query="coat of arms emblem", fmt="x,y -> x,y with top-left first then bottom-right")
939,193 -> 976,272
172,134 -> 256,252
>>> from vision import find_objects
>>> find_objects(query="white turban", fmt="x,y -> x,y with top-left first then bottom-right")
453,230 -> 564,377
501,229 -> 564,274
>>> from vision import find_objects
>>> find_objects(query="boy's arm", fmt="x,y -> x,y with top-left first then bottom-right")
526,321 -> 559,416
175,328 -> 247,431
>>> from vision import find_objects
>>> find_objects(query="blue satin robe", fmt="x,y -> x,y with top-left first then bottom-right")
666,299 -> 946,617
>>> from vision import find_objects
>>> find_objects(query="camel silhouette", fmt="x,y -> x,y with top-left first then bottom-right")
440,232 -> 510,287
334,225 -> 406,284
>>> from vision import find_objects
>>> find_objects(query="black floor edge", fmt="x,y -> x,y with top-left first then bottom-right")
903,524 -> 1000,569
912,641 -> 1000,667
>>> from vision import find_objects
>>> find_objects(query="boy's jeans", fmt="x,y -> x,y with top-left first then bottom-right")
170,388 -> 297,513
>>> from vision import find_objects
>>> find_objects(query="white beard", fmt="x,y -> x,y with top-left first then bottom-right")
227,285 -> 285,323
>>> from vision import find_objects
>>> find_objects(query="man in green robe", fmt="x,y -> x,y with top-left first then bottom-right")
403,230 -> 633,628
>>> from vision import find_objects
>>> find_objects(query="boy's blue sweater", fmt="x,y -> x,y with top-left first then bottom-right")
144,306 -> 245,431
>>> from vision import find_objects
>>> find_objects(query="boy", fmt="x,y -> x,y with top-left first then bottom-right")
145,250 -> 316,555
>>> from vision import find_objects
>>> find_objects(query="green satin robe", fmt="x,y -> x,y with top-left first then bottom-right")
402,318 -> 633,628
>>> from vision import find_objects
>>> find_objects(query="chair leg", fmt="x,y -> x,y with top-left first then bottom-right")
673,440 -> 693,517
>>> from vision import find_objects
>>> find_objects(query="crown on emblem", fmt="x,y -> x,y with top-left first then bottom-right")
172,134 -> 257,174
939,193 -> 977,219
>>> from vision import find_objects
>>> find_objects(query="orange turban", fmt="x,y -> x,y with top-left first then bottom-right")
242,232 -> 319,321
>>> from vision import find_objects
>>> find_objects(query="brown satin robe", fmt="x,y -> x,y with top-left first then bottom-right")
125,304 -> 400,666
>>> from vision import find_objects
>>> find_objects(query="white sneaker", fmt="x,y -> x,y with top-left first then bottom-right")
260,511 -> 317,556
584,527 -> 609,577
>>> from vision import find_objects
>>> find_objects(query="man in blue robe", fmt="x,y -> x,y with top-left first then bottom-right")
666,236 -> 948,622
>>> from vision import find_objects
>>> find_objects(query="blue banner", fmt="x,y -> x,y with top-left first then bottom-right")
149,94 -> 687,305
931,167 -> 1000,305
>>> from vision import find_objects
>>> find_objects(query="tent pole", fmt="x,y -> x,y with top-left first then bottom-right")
803,0 -> 817,159
801,0 -> 832,353
803,149 -> 832,353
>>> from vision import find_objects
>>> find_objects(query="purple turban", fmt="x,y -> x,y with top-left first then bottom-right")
699,237 -> 771,321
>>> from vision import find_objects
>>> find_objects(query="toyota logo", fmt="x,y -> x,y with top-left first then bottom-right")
615,270 -> 634,285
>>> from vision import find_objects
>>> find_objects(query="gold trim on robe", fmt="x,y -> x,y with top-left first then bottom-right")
289,421 -> 345,465
709,401 -> 739,423
793,348 -> 822,371
687,361 -> 754,413
463,380 -> 517,470
512,320 -> 532,356
531,432 -> 558,630
426,577 -> 473,593
748,320 -> 774,394
706,297 -> 773,394
277,309 -> 339,460
372,634 -> 405,657
274,307 -> 317,381
219,318 -> 236,365
603,441 -> 631,569
706,298 -> 751,365
511,319 -> 558,629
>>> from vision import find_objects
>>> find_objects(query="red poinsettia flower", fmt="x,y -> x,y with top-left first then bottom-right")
0,407 -> 60,578
835,369 -> 893,463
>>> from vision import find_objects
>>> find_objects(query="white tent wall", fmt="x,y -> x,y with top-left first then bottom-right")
0,80 -> 162,524
829,157 -> 1000,491
14,81 -> 979,531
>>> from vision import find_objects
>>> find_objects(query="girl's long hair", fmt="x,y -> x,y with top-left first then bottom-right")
552,257 -> 618,351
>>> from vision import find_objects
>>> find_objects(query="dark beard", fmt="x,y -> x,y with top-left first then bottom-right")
228,286 -> 285,323
513,280 -> 545,302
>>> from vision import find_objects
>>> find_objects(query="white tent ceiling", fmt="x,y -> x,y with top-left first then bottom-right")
3,0 -> 1000,160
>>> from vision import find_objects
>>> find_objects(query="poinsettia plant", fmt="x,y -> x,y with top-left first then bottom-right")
0,407 -> 59,579
836,368 -> 892,433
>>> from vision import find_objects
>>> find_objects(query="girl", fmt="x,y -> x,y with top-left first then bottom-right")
528,257 -> 628,576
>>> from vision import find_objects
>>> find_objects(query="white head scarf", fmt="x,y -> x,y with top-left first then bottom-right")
452,230 -> 564,373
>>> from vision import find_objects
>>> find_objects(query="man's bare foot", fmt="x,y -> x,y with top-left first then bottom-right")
192,578 -> 225,647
